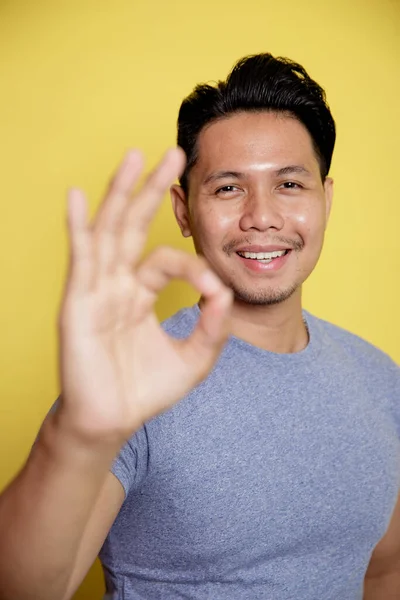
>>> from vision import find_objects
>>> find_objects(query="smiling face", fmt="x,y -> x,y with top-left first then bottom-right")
171,111 -> 333,306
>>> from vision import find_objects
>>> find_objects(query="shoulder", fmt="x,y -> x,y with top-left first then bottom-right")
307,313 -> 400,433
161,304 -> 200,339
306,311 -> 399,383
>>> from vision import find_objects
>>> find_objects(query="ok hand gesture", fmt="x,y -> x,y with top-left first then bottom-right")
57,148 -> 232,445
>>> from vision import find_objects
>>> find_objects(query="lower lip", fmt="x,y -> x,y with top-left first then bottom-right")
236,250 -> 291,272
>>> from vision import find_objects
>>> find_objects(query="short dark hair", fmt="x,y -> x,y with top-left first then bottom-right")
177,53 -> 336,194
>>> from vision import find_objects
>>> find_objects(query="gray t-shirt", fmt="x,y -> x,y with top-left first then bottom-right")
99,305 -> 400,599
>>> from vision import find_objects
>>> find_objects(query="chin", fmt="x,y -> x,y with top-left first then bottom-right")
231,283 -> 299,306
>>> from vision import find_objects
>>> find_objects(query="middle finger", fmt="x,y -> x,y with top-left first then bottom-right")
93,149 -> 144,281
118,147 -> 186,269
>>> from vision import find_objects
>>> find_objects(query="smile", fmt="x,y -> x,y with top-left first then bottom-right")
237,249 -> 289,264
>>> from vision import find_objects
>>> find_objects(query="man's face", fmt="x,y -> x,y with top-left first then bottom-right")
171,111 -> 333,306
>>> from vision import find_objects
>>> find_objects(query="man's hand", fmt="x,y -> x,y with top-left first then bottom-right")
58,148 -> 233,445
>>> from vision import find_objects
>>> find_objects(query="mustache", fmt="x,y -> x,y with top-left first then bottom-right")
222,236 -> 304,255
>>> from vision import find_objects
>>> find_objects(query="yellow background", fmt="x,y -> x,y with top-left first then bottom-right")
0,0 -> 399,597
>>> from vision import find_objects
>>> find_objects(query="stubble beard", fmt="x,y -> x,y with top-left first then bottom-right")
228,279 -> 299,306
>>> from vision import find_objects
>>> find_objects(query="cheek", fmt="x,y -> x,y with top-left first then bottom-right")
289,202 -> 325,242
193,205 -> 237,242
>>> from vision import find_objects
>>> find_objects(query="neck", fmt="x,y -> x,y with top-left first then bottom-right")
204,289 -> 308,354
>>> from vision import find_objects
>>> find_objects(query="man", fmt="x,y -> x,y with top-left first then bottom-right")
0,53 -> 399,600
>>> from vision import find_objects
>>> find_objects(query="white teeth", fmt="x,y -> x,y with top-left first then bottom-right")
239,250 -> 287,260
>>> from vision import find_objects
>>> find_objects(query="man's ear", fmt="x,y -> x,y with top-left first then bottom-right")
324,177 -> 334,227
170,184 -> 192,238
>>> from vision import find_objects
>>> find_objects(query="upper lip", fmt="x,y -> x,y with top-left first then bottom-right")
235,245 -> 291,253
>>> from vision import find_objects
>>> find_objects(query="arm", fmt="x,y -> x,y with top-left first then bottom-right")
363,569 -> 400,600
0,417 -> 125,600
363,492 -> 400,600
0,148 -> 231,600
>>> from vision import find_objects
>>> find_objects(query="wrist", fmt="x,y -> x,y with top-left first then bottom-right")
39,409 -> 127,468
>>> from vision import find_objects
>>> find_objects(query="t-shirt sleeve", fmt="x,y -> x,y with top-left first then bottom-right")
111,437 -> 138,497
110,426 -> 149,498
37,396 -> 149,498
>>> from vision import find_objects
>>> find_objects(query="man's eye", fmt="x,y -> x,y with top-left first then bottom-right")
280,181 -> 302,189
216,185 -> 239,194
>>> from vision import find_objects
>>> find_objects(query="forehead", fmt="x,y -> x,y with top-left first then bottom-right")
193,111 -> 320,177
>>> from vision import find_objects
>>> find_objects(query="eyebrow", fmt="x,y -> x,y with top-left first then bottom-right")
275,165 -> 312,177
202,165 -> 312,186
202,171 -> 242,186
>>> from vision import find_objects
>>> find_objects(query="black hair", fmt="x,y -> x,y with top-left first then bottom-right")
177,53 -> 336,194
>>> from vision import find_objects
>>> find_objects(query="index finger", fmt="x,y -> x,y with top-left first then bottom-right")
119,147 -> 186,267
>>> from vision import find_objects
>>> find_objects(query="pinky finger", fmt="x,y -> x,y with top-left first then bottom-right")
66,188 -> 94,294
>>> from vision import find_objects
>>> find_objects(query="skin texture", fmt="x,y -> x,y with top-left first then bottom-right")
171,111 -> 333,353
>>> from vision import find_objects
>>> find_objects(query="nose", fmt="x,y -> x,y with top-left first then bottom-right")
239,189 -> 285,232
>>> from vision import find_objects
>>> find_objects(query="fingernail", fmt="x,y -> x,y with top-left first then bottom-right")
124,149 -> 142,164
